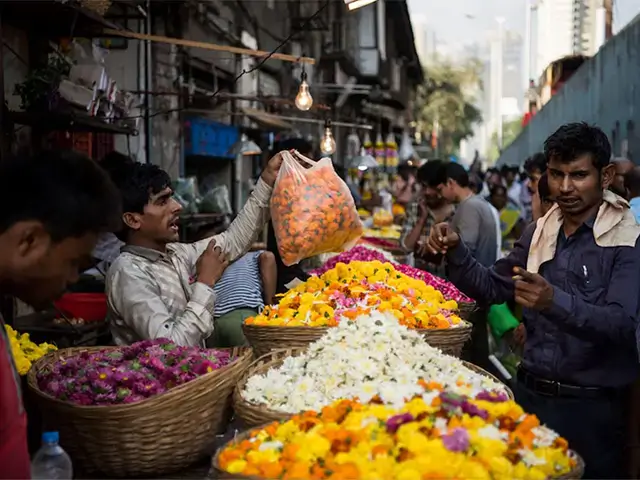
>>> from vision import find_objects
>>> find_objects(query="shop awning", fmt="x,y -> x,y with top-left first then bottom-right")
242,108 -> 294,131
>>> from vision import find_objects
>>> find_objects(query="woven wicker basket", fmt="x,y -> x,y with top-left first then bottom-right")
79,0 -> 112,15
232,349 -> 301,427
458,300 -> 477,320
210,428 -> 585,479
233,348 -> 514,428
416,321 -> 473,357
26,346 -> 253,477
243,320 -> 473,359
242,323 -> 327,358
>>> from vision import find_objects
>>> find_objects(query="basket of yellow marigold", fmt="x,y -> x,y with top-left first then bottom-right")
243,261 -> 473,357
213,394 -> 585,480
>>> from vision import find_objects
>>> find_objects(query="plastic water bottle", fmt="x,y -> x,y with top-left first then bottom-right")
31,431 -> 73,480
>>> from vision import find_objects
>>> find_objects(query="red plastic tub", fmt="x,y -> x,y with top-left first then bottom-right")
54,293 -> 107,323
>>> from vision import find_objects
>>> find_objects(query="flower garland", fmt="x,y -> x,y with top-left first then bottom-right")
5,325 -> 57,376
243,312 -> 505,413
246,261 -> 464,329
393,263 -> 472,303
219,393 -> 576,480
309,246 -> 395,276
36,339 -> 233,405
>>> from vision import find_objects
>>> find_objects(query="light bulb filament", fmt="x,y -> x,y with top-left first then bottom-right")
320,126 -> 336,155
295,70 -> 313,111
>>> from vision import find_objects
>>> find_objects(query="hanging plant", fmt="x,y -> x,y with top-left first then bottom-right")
14,55 -> 70,112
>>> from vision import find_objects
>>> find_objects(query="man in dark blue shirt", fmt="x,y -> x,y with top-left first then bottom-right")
427,123 -> 640,479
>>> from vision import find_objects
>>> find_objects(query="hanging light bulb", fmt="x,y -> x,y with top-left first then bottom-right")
320,120 -> 337,155
295,69 -> 313,111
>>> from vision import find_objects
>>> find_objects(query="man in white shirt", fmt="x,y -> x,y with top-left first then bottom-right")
106,152 -> 287,346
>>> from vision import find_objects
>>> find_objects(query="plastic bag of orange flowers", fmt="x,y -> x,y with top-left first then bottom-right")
271,150 -> 363,266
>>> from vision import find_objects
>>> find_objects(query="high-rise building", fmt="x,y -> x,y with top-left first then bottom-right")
526,0 -> 611,82
462,27 -> 523,162
411,14 -> 438,64
501,31 -> 524,105
573,0 -> 611,56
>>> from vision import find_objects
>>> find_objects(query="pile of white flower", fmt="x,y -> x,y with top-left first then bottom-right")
242,310 -> 507,413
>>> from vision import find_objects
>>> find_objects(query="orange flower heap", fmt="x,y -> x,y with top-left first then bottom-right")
246,261 -> 464,329
218,391 -> 577,480
271,154 -> 363,267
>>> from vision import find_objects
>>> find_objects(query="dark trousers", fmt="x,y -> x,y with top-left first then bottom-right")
514,381 -> 629,479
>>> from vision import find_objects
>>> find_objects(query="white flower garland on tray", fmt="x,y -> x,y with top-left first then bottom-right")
243,311 -> 506,413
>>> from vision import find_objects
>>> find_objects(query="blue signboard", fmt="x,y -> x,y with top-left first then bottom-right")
184,117 -> 239,158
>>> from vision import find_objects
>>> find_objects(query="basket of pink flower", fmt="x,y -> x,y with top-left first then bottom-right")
26,339 -> 252,477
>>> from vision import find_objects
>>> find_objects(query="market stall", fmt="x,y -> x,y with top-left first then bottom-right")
4,85 -> 587,477
17,305 -> 585,479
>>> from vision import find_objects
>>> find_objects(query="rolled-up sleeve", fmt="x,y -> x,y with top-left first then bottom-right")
108,266 -> 215,346
191,178 -> 272,261
544,238 -> 640,345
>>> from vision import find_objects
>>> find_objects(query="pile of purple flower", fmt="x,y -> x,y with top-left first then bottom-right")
36,339 -> 234,406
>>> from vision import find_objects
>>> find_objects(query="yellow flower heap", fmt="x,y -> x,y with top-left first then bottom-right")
246,261 -> 463,329
5,325 -> 57,375
218,392 -> 577,480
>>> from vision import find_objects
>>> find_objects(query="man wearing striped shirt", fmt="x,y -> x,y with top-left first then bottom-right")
207,250 -> 276,347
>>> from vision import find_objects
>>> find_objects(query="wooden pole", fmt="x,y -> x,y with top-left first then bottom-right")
102,28 -> 316,65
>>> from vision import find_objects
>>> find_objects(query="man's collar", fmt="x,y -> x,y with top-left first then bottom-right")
584,216 -> 596,229
559,215 -> 596,241
121,244 -> 168,262
457,190 -> 474,204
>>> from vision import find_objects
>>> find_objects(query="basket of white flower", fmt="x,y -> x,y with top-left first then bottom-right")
232,348 -> 301,427
243,323 -> 473,358
234,314 -> 513,428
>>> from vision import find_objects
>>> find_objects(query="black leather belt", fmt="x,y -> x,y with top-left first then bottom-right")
516,367 -> 621,399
